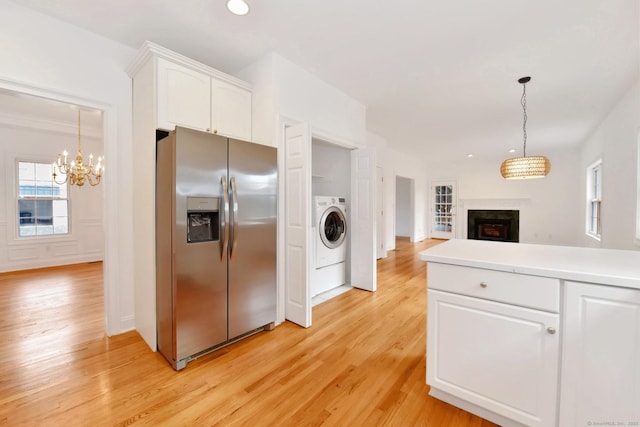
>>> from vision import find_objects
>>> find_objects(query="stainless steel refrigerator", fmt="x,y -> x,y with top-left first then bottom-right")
156,126 -> 277,370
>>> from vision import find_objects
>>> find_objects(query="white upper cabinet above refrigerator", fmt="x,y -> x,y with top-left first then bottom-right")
156,58 -> 211,132
129,42 -> 252,141
211,78 -> 252,141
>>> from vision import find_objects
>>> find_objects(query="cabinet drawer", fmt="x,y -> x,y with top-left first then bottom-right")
427,263 -> 559,312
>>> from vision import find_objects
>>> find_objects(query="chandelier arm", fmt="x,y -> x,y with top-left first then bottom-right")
88,175 -> 101,186
52,173 -> 69,185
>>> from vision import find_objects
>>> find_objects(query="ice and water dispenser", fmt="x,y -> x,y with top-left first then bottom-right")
186,197 -> 219,243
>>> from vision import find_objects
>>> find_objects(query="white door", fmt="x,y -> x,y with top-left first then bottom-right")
431,180 -> 456,239
350,148 -> 376,291
376,166 -> 385,259
560,282 -> 640,426
427,289 -> 560,427
284,124 -> 311,327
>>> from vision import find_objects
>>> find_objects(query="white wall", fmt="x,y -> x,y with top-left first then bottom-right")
273,54 -> 367,148
312,141 -> 351,200
579,78 -> 640,250
395,176 -> 412,237
237,52 -> 367,149
0,1 -> 136,334
0,116 -> 103,271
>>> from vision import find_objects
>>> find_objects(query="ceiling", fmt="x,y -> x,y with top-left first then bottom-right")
8,0 -> 640,162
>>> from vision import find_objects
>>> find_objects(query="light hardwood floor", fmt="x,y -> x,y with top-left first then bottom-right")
0,239 -> 497,426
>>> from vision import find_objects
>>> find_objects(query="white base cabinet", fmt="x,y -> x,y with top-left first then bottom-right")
421,239 -> 640,427
427,286 -> 560,427
560,282 -> 640,426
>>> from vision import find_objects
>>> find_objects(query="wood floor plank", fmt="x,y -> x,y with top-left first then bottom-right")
0,240 -> 498,426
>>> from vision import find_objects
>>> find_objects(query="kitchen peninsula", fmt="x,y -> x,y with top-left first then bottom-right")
419,239 -> 640,427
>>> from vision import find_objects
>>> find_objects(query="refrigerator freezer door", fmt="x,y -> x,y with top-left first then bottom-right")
228,139 -> 277,339
173,127 -> 229,361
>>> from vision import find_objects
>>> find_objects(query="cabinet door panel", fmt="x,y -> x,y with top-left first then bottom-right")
560,282 -> 640,426
427,289 -> 559,427
211,78 -> 251,140
157,58 -> 211,131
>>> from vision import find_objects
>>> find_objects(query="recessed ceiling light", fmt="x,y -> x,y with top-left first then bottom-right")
227,0 -> 249,16
508,149 -> 517,153
467,154 -> 474,158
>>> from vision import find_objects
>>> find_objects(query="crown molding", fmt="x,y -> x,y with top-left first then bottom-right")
125,41 -> 252,91
0,112 -> 102,139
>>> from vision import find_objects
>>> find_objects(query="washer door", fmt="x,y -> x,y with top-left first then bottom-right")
319,206 -> 346,249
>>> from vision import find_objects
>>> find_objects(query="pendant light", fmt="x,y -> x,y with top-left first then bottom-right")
500,76 -> 551,179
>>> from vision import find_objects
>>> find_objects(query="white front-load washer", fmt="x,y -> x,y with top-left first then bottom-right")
314,196 -> 347,268
312,196 -> 347,297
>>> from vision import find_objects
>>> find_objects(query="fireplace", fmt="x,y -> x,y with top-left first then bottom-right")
467,210 -> 519,243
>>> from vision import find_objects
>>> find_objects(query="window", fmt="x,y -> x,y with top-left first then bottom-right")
17,161 -> 69,237
586,160 -> 602,240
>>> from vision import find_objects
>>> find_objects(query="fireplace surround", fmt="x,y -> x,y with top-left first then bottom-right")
467,210 -> 519,243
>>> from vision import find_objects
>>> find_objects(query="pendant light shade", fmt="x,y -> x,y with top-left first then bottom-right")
500,76 -> 551,179
500,155 -> 551,179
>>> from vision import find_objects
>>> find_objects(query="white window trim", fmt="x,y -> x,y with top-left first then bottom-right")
586,159 -> 602,242
635,133 -> 640,246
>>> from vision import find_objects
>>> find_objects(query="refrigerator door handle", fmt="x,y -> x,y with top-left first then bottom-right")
230,176 -> 239,261
221,176 -> 230,261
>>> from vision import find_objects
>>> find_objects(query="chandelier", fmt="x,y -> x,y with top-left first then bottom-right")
53,110 -> 103,187
500,76 -> 551,179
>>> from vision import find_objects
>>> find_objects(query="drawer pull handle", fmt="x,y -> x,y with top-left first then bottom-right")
547,327 -> 556,335
480,282 -> 488,288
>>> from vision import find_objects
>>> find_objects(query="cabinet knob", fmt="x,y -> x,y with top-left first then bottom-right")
547,327 -> 556,334
206,128 -> 211,132
480,282 -> 488,288
213,129 -> 218,134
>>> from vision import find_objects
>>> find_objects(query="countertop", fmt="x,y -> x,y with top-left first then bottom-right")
419,239 -> 640,289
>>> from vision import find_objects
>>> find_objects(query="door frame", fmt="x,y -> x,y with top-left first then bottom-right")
278,114 -> 372,326
376,165 -> 386,259
0,76 -> 119,335
393,175 -> 416,242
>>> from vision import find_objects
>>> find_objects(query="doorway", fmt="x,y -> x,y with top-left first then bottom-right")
395,176 -> 415,241
0,88 -> 107,332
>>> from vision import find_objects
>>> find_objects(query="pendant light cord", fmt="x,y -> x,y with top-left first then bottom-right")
521,82 -> 527,157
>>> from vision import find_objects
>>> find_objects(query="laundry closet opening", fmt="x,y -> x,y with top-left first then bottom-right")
311,138 -> 351,305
